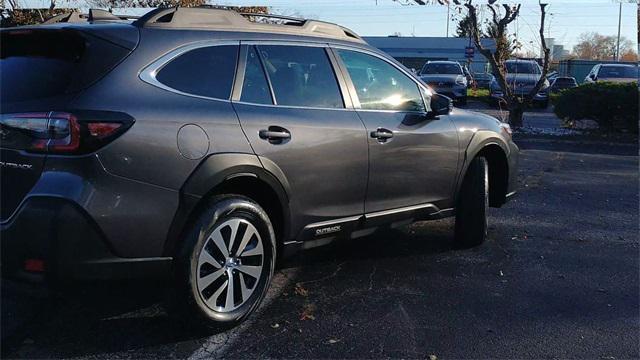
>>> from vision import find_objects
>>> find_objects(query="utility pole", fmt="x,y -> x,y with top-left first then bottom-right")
616,1 -> 622,61
446,1 -> 450,37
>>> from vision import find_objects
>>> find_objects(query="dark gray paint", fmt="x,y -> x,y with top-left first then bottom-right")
1,21 -> 518,263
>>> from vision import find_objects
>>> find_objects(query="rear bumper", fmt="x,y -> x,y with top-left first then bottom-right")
1,197 -> 172,282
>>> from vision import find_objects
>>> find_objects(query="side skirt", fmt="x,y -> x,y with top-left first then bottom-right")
283,204 -> 456,253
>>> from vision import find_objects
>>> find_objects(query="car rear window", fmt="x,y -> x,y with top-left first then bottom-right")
155,45 -> 239,100
1,29 -> 131,103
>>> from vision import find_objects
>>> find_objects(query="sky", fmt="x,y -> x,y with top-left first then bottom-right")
210,0 -> 638,55
18,0 -> 638,54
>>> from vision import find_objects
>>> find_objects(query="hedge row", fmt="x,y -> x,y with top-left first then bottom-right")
552,82 -> 639,134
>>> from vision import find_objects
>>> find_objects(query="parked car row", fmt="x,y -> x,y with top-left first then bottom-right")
415,59 -> 637,110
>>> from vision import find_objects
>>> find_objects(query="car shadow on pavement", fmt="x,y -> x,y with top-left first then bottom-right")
1,279 -> 208,358
2,219 -> 462,358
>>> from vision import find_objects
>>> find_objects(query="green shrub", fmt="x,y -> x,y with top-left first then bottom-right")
553,82 -> 639,133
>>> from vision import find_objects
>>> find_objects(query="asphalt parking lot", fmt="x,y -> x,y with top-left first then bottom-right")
2,133 -> 638,359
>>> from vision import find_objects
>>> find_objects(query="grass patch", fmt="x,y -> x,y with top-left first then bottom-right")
467,88 -> 492,105
467,88 -> 490,98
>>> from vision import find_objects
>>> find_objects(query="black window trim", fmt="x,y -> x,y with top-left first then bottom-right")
232,40 -> 353,111
139,40 -> 240,102
329,45 -> 431,114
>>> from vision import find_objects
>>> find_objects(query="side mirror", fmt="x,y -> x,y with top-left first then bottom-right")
430,93 -> 453,116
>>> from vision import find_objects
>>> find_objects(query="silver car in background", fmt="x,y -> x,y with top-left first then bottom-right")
490,59 -> 550,108
419,61 -> 468,105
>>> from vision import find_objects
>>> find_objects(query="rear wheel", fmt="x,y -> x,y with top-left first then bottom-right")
454,157 -> 489,248
167,195 -> 276,331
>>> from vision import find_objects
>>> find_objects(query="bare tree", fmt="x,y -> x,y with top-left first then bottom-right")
406,0 -> 551,127
1,0 -> 64,27
463,1 -> 550,126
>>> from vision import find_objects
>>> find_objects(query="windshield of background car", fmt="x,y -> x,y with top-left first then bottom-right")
421,63 -> 462,75
598,66 -> 638,78
505,62 -> 541,74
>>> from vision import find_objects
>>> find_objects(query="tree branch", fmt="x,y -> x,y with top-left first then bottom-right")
526,2 -> 550,103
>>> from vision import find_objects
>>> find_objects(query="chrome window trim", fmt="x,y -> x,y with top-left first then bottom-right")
138,40 -> 240,102
329,44 -> 431,112
240,40 -> 328,47
232,100 -> 354,112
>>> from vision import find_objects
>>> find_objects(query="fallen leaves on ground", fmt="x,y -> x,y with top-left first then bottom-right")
300,303 -> 316,321
294,283 -> 309,297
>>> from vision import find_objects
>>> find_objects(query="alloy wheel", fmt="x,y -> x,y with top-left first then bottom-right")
196,218 -> 264,313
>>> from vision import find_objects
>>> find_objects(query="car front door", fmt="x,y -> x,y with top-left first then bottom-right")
333,48 -> 459,215
232,43 -> 369,239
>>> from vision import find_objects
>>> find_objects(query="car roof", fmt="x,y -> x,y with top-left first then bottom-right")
16,7 -> 365,44
600,63 -> 635,68
427,61 -> 460,65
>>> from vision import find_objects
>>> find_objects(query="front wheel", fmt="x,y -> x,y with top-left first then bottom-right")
454,157 -> 489,248
166,195 -> 276,331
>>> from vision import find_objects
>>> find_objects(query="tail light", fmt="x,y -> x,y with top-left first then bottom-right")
0,111 -> 133,154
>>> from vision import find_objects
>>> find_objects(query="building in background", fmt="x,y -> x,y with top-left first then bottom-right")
363,36 -> 496,74
552,44 -> 570,61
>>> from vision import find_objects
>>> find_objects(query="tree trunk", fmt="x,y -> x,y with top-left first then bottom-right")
508,103 -> 525,128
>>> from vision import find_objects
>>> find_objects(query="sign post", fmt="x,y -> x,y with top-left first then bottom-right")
465,46 -> 475,59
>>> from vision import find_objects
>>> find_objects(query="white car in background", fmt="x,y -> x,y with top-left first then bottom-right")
584,64 -> 639,84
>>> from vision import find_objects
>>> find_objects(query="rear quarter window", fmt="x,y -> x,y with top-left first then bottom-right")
155,45 -> 239,100
1,29 -> 131,104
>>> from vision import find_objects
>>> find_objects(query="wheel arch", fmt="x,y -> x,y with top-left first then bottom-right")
163,153 -> 291,257
457,134 -> 510,208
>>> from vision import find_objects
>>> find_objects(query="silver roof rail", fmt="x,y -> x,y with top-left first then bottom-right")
133,7 -> 364,43
42,9 -> 140,24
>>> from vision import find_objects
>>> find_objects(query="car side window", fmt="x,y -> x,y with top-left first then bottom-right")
336,49 -> 426,112
155,45 -> 238,100
240,46 -> 273,105
257,45 -> 344,109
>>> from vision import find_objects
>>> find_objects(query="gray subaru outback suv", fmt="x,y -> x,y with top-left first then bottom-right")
0,7 -> 518,330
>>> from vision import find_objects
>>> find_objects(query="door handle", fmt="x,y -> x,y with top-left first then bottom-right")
370,128 -> 394,142
259,126 -> 291,144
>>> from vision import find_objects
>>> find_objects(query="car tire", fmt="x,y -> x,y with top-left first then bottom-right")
166,195 -> 276,331
454,156 -> 489,248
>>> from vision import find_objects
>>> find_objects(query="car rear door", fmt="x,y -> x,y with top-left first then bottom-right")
332,47 -> 459,215
231,43 -> 368,239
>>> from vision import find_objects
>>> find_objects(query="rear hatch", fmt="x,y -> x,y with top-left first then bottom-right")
0,25 -> 138,221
